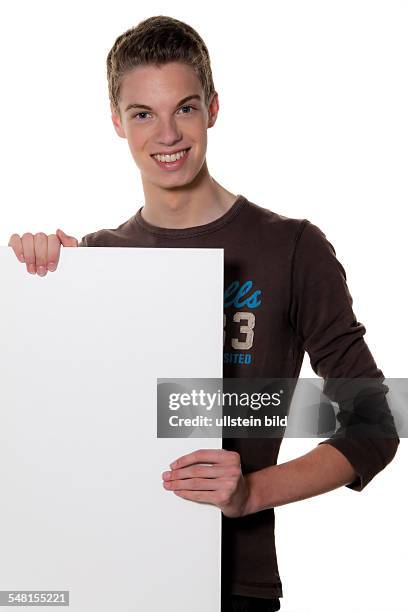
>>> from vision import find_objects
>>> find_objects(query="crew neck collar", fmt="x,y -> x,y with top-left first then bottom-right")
133,194 -> 247,238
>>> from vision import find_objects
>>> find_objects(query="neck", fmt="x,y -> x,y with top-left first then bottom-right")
139,161 -> 237,229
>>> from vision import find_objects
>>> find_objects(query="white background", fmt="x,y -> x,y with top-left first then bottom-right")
0,2 -> 406,611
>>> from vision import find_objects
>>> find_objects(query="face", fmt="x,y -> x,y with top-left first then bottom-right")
111,62 -> 219,189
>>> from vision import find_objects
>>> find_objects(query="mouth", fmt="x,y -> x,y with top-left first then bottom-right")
150,147 -> 191,172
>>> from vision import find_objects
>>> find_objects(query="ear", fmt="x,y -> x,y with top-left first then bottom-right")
207,91 -> 219,129
110,103 -> 126,139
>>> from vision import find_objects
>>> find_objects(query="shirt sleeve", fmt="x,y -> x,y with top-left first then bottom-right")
289,219 -> 399,491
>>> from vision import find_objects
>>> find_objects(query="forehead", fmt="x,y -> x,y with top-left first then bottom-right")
119,62 -> 203,106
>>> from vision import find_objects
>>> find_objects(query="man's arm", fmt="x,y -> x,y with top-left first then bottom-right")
288,220 -> 399,491
243,443 -> 356,515
162,444 -> 357,518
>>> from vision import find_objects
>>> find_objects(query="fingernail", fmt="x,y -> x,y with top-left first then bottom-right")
163,471 -> 171,481
48,262 -> 56,271
28,264 -> 36,274
37,266 -> 46,276
18,254 -> 25,263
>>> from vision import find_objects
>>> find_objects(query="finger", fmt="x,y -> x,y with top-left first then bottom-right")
56,229 -> 78,247
21,233 -> 36,274
8,234 -> 25,263
173,490 -> 220,505
170,449 -> 226,469
33,233 -> 48,276
170,449 -> 239,469
165,477 -> 227,491
46,234 -> 61,272
162,465 -> 228,481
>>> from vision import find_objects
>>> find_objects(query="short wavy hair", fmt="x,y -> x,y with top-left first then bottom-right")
107,15 -> 215,116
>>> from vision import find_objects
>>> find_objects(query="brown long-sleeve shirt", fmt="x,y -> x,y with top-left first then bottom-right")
79,194 -> 399,599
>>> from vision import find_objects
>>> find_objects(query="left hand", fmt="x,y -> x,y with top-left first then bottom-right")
161,449 -> 249,518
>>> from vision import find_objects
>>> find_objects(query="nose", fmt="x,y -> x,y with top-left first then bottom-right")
155,116 -> 183,148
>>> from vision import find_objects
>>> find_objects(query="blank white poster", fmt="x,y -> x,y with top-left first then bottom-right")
0,246 -> 223,612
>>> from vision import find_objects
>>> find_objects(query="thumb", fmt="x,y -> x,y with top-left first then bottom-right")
56,228 -> 78,247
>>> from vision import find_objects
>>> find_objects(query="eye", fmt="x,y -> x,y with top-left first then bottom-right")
132,106 -> 195,121
178,105 -> 195,114
133,111 -> 151,121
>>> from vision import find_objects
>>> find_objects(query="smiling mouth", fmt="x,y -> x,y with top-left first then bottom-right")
151,147 -> 191,162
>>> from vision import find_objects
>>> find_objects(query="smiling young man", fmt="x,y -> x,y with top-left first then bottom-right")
8,15 -> 399,612
109,58 -> 237,226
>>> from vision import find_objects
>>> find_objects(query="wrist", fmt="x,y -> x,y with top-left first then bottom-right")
224,474 -> 253,518
242,467 -> 278,515
240,472 -> 260,516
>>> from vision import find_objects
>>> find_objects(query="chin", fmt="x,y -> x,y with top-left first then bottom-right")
158,177 -> 195,190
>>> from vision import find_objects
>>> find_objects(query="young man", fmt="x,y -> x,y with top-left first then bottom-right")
8,15 -> 399,612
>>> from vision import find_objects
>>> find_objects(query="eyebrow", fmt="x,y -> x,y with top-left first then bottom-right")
124,94 -> 202,113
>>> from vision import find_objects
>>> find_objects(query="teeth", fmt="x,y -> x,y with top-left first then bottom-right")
154,149 -> 188,163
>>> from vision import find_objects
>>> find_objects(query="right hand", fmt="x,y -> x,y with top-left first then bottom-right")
8,229 -> 78,276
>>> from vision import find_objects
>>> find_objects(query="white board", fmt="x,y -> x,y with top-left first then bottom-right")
0,246 -> 223,612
